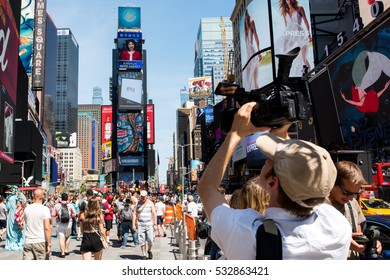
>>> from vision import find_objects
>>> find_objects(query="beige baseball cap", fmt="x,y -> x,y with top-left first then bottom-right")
256,133 -> 336,208
140,190 -> 148,197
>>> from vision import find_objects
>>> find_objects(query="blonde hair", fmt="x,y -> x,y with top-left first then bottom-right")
237,176 -> 270,214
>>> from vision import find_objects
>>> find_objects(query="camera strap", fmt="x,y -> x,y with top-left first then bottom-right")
347,201 -> 358,233
256,219 -> 282,260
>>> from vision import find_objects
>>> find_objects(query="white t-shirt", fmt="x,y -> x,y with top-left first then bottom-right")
211,203 -> 351,260
155,202 -> 166,216
24,203 -> 51,244
187,201 -> 198,218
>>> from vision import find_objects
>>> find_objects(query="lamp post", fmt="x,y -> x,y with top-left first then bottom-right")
14,159 -> 36,188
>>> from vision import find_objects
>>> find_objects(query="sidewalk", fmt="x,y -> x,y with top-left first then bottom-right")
0,222 -> 203,260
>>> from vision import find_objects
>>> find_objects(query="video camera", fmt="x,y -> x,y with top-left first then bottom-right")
215,47 -> 309,128
354,228 -> 381,259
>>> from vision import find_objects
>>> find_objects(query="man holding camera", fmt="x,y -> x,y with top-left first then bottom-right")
198,102 -> 351,259
327,160 -> 382,259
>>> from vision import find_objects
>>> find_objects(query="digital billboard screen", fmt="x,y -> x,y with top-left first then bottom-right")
146,104 -> 155,144
117,113 -> 144,154
20,0 -> 34,74
188,76 -> 212,99
270,0 -> 314,77
117,32 -> 143,70
101,105 -> 112,144
118,7 -> 141,30
239,0 -> 273,91
119,76 -> 143,110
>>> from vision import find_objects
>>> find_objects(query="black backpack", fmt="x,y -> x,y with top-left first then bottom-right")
121,206 -> 133,222
59,203 -> 70,223
256,219 -> 282,260
196,220 -> 209,239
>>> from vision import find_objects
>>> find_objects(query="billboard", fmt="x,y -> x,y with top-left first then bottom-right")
118,73 -> 143,110
245,131 -> 268,169
32,0 -> 47,89
188,76 -> 212,98
118,155 -> 144,166
190,159 -> 201,182
270,0 -> 314,77
117,31 -> 143,69
20,0 -> 34,74
55,131 -> 70,148
118,7 -> 141,30
359,0 -> 390,26
146,104 -> 155,144
239,0 -> 273,91
325,12 -> 390,151
101,105 -> 112,144
117,112 -> 144,154
102,142 -> 112,161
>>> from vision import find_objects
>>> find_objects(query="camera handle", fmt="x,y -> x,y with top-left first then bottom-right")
347,201 -> 358,233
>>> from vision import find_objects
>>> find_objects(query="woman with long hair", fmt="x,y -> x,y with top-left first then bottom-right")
79,198 -> 106,260
237,176 -> 270,215
120,39 -> 142,61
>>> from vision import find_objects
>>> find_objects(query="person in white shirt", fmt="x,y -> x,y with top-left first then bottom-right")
198,102 -> 351,260
155,197 -> 167,237
187,195 -> 199,220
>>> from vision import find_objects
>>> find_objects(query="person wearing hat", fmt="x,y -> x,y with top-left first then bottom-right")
135,190 -> 157,260
198,102 -> 351,259
103,194 -> 115,246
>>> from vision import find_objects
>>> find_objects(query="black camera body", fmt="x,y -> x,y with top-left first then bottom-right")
215,47 -> 309,128
354,228 -> 381,260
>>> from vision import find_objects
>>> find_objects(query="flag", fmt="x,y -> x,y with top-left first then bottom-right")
157,151 -> 160,165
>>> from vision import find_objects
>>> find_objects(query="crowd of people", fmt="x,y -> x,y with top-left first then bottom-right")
0,187 -> 188,260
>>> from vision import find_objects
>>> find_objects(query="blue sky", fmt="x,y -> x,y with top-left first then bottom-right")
47,0 -> 235,183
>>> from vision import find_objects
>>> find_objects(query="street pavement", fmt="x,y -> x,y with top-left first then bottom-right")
0,222 -> 205,260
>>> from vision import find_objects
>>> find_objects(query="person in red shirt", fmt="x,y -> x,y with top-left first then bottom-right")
103,195 -> 115,245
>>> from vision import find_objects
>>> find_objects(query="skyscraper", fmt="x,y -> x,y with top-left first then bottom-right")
92,86 -> 103,105
55,28 -> 79,139
193,17 -> 233,105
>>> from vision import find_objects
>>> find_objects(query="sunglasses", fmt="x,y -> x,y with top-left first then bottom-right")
337,185 -> 362,196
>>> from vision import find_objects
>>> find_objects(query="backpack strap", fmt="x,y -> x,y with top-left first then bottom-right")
256,219 -> 282,260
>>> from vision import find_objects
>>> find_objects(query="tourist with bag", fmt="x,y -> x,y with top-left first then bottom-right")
78,197 -> 106,260
119,198 -> 138,248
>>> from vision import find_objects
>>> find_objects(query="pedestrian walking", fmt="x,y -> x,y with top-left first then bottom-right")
119,198 -> 138,248
135,190 -> 157,259
51,193 -> 76,258
23,189 -> 52,260
155,196 -> 167,237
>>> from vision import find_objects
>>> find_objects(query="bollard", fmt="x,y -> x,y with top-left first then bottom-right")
197,255 -> 211,260
180,230 -> 188,259
187,240 -> 198,260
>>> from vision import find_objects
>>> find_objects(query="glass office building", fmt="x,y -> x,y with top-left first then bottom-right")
55,28 -> 79,139
193,17 -> 233,105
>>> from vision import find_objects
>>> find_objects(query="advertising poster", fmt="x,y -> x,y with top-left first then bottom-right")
327,14 -> 390,151
20,0 -> 35,74
190,159 -> 201,182
55,131 -> 70,148
101,105 -> 112,144
117,31 -> 143,69
270,0 -> 314,77
239,0 -> 273,91
359,0 -> 390,26
245,131 -> 268,169
188,76 -> 212,98
117,112 -> 144,154
146,104 -> 155,144
102,142 -> 112,161
119,77 -> 142,109
118,7 -> 141,30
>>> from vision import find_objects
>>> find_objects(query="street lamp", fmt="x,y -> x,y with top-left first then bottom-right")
13,159 -> 36,188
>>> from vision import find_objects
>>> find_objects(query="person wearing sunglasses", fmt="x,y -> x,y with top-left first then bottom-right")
327,160 -> 382,259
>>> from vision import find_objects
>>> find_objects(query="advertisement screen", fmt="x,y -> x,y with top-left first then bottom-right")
117,32 -> 143,69
326,13 -> 390,151
188,76 -> 212,98
20,0 -> 34,74
55,131 -> 70,148
245,132 -> 268,169
146,104 -> 155,144
119,77 -> 142,110
101,105 -> 112,144
359,0 -> 390,26
118,7 -> 141,30
239,0 -> 273,91
117,113 -> 144,154
270,0 -> 314,77
191,159 -> 201,182
102,142 -> 112,161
